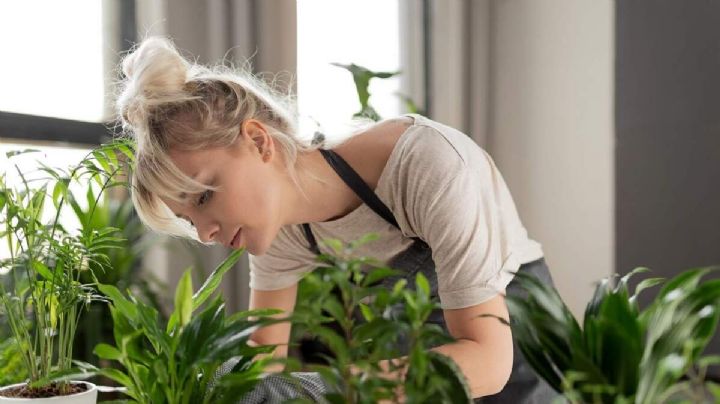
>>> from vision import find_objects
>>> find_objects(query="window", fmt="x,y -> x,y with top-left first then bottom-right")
0,1 -> 105,122
0,1 -> 136,261
296,0 -> 401,139
0,0 -> 135,145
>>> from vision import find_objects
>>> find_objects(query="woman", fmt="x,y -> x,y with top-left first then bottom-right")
118,37 -> 558,403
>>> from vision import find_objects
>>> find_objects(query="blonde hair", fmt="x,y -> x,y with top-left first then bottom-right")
116,36 -> 343,240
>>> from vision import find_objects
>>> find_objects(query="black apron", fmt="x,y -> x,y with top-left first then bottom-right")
299,149 -> 559,403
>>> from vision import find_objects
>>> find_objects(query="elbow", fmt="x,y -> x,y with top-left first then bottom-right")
468,338 -> 514,397
486,345 -> 513,396
490,355 -> 513,395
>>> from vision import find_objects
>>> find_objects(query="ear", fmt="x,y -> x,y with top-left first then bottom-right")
240,119 -> 274,160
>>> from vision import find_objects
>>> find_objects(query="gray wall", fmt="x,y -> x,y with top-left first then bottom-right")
489,0 -> 615,318
616,0 -> 720,357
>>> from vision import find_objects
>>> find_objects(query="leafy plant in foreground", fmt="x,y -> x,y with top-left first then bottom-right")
86,249 -> 281,404
291,235 -> 472,404
486,266 -> 720,403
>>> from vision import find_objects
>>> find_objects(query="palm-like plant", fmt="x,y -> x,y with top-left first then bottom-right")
487,266 -> 720,403
0,142 -> 132,396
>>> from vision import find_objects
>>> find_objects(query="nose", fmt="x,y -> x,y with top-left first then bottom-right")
193,216 -> 220,244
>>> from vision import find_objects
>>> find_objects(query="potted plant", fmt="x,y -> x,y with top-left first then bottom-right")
0,143 -> 131,402
486,266 -> 720,403
79,248 -> 279,404
289,235 -> 473,403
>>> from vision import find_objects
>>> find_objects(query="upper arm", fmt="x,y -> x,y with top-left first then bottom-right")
249,283 -> 298,358
443,292 -> 510,344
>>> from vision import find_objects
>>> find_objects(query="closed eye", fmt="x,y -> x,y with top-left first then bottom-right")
197,190 -> 212,206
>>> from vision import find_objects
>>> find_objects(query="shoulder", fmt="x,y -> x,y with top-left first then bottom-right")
332,116 -> 415,190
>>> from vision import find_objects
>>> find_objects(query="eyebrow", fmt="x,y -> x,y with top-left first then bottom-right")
178,171 -> 201,200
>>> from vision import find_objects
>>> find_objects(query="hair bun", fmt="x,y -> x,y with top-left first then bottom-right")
122,36 -> 188,98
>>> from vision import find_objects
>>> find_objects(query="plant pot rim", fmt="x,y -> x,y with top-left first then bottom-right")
0,381 -> 96,401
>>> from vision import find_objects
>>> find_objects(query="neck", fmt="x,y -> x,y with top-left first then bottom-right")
282,149 -> 358,225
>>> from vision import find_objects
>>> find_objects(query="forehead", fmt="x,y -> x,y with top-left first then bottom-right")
168,147 -> 223,173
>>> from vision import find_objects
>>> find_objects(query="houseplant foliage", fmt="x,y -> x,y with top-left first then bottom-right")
487,266 -> 720,403
69,184 -> 163,366
330,63 -> 400,122
85,248 -> 281,404
290,234 -> 473,404
0,142 -> 132,398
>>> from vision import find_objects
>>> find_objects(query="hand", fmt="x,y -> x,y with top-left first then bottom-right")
238,372 -> 332,404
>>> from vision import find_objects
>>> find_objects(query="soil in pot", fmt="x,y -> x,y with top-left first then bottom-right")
0,383 -> 88,399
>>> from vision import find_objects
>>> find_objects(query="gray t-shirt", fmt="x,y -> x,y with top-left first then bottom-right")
249,113 -> 544,309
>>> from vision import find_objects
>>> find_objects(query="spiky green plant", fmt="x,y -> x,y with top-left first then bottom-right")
486,266 -> 720,403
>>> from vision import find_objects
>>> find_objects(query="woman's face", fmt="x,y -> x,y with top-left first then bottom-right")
162,120 -> 287,255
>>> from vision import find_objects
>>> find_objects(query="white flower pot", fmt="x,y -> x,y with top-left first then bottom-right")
0,382 -> 96,403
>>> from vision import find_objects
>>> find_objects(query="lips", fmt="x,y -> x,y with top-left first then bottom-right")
230,228 -> 242,249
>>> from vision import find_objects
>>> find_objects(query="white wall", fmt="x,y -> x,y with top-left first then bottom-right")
488,0 -> 615,317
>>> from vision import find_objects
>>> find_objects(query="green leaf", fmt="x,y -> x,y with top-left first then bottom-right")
348,233 -> 379,249
167,249 -> 244,332
153,358 -> 169,385
99,284 -> 138,321
98,368 -> 135,388
361,267 -> 400,287
31,259 -> 55,280
94,343 -> 122,360
6,149 -> 41,158
698,355 -> 720,368
193,248 -> 244,308
632,277 -> 665,301
174,269 -> 194,328
51,179 -> 68,209
321,238 -> 344,255
425,351 -> 473,403
93,150 -> 113,174
359,303 -> 374,322
416,272 -> 430,297
707,381 -> 720,400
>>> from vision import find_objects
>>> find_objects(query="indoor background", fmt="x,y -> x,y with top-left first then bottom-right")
1,0 -> 718,366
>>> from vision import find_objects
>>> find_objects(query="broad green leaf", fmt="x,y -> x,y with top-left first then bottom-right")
193,248 -> 243,308
99,284 -> 138,321
167,249 -> 244,332
174,269 -> 193,328
94,343 -> 122,360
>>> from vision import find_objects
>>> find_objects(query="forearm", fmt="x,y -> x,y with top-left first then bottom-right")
375,337 -> 514,399
431,338 -> 513,397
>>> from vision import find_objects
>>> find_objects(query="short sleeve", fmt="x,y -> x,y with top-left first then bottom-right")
248,226 -> 317,290
409,151 -> 520,309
